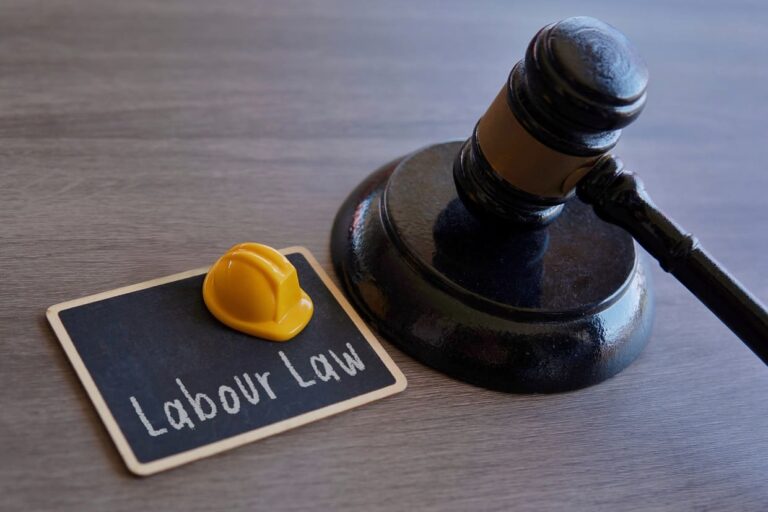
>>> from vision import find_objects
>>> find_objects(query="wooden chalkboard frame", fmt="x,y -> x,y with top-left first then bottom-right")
46,247 -> 407,476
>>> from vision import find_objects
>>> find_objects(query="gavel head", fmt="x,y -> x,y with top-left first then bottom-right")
454,16 -> 648,227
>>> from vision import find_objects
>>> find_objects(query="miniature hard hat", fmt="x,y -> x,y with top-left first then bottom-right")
203,243 -> 313,341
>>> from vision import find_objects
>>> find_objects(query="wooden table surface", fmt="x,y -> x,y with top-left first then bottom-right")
3,1 -> 768,510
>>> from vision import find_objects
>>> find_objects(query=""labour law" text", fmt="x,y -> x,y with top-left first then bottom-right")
129,343 -> 366,437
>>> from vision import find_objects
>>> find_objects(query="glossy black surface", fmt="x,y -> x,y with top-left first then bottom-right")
579,155 -> 768,365
331,143 -> 655,392
331,17 -> 656,392
510,16 -> 648,155
388,143 -> 636,312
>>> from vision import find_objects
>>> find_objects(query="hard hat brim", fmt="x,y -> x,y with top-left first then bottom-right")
202,274 -> 314,342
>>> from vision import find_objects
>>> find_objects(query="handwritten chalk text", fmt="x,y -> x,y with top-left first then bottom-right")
130,343 -> 366,437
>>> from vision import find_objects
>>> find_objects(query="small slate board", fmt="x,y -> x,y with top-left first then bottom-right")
47,247 -> 407,476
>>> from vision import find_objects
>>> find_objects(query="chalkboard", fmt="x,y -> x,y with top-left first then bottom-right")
47,247 -> 407,476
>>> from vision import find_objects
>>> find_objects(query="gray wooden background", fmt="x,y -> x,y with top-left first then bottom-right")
2,1 -> 767,510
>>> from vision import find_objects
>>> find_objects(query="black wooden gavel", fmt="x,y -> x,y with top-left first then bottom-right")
453,16 -> 768,365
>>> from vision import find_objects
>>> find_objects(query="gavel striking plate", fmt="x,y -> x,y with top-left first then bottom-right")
330,16 -> 768,392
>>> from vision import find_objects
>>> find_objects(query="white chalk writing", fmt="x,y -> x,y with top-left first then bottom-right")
130,343 -> 368,438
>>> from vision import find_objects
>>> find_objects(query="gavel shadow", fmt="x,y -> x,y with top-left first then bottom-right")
432,198 -> 549,308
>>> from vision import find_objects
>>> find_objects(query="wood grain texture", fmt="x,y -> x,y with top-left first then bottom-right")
1,0 -> 767,510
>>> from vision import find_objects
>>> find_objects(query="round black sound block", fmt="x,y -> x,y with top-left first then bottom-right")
331,142 -> 655,393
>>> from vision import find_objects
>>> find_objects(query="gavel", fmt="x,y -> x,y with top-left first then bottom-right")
454,16 -> 768,366
332,16 -> 768,392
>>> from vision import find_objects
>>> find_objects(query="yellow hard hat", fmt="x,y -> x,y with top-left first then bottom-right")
202,243 -> 313,341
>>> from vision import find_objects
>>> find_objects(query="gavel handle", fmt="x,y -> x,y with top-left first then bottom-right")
577,155 -> 768,365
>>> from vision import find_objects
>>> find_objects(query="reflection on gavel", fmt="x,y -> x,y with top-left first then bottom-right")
454,16 -> 768,365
